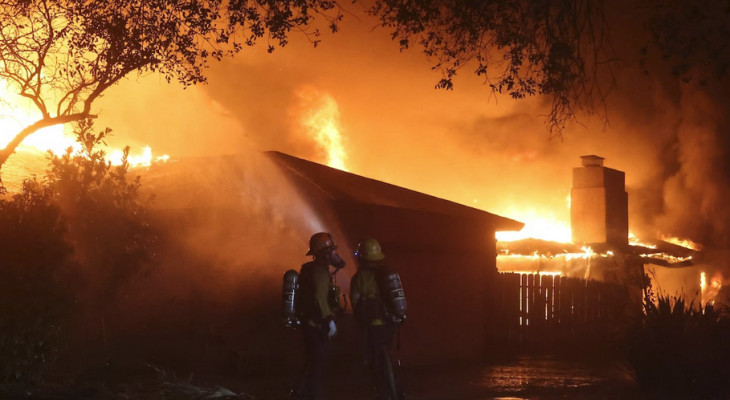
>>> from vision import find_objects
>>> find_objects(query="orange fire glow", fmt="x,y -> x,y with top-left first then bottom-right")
0,83 -> 77,155
109,146 -> 170,168
295,86 -> 348,171
700,271 -> 723,306
496,208 -> 571,243
629,232 -> 657,249
661,235 -> 702,251
1,80 -> 168,179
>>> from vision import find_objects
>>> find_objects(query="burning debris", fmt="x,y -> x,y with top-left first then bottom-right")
497,155 -> 712,303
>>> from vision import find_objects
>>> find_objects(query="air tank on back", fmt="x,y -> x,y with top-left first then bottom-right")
383,269 -> 407,322
282,269 -> 301,328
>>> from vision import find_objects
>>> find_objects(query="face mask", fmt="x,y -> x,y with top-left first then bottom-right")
329,250 -> 346,269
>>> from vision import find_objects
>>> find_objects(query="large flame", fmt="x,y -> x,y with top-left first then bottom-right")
496,207 -> 571,242
295,86 -> 348,171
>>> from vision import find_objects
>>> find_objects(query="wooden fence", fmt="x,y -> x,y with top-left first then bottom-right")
493,272 -> 630,346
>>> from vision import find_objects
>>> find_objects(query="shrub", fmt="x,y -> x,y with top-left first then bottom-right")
0,120 -> 157,383
0,179 -> 74,384
628,289 -> 730,399
47,120 -> 157,312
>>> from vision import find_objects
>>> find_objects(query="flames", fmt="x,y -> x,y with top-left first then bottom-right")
0,80 -> 168,188
495,195 -> 571,242
109,146 -> 170,168
629,232 -> 657,249
286,90 -> 721,297
0,83 -> 76,155
295,86 -> 348,171
496,212 -> 571,243
700,271 -> 723,306
661,235 -> 703,251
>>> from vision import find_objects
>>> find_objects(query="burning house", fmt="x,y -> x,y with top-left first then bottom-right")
498,155 -> 699,282
494,155 -> 707,346
136,150 -> 523,367
267,151 -> 524,362
118,151 -> 709,370
498,155 -> 638,282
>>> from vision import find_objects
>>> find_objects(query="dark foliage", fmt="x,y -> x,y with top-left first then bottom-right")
0,179 -> 74,384
369,0 -> 611,134
46,120 -> 158,308
628,289 -> 730,399
369,0 -> 730,134
0,120 -> 159,384
643,0 -> 730,85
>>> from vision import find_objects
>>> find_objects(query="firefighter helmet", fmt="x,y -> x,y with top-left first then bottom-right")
355,237 -> 385,261
306,232 -> 337,256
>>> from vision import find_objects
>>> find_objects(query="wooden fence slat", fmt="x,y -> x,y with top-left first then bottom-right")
544,275 -> 554,325
521,273 -> 528,342
496,272 -> 629,346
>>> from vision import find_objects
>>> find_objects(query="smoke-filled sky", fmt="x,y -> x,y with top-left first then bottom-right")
90,4 -> 730,255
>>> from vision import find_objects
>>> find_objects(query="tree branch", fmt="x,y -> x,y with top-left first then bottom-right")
0,112 -> 96,168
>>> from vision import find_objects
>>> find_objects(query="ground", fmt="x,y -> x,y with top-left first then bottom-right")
236,353 -> 644,400
1,353 -> 657,399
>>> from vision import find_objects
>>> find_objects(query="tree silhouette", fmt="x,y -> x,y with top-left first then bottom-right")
0,0 -> 343,182
369,0 -> 730,134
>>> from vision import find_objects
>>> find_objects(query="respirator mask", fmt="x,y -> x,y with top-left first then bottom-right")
329,249 -> 346,270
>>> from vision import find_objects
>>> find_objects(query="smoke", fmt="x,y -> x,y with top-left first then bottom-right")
86,4 -> 730,296
137,147 -> 326,292
655,85 -> 730,249
94,75 -> 251,159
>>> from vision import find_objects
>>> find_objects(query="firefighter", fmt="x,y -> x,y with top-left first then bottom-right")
290,232 -> 346,400
350,238 -> 406,400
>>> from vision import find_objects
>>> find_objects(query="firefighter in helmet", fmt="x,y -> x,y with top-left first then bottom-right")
290,232 -> 346,400
350,237 -> 406,400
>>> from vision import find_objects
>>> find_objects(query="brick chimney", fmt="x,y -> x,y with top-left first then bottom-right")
571,155 -> 628,248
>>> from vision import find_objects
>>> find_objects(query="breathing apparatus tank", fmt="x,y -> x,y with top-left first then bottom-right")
382,269 -> 407,324
282,269 -> 301,328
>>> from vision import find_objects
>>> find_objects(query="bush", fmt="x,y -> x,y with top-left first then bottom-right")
0,179 -> 74,384
0,120 -> 157,384
628,290 -> 730,399
47,120 -> 157,311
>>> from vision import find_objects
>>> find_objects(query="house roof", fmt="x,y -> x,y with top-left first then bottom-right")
267,151 -> 524,232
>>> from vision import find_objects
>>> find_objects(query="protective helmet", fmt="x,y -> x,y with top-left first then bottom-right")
306,232 -> 337,256
355,237 -> 385,261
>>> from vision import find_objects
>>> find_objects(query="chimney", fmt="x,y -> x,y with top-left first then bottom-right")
571,155 -> 628,248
